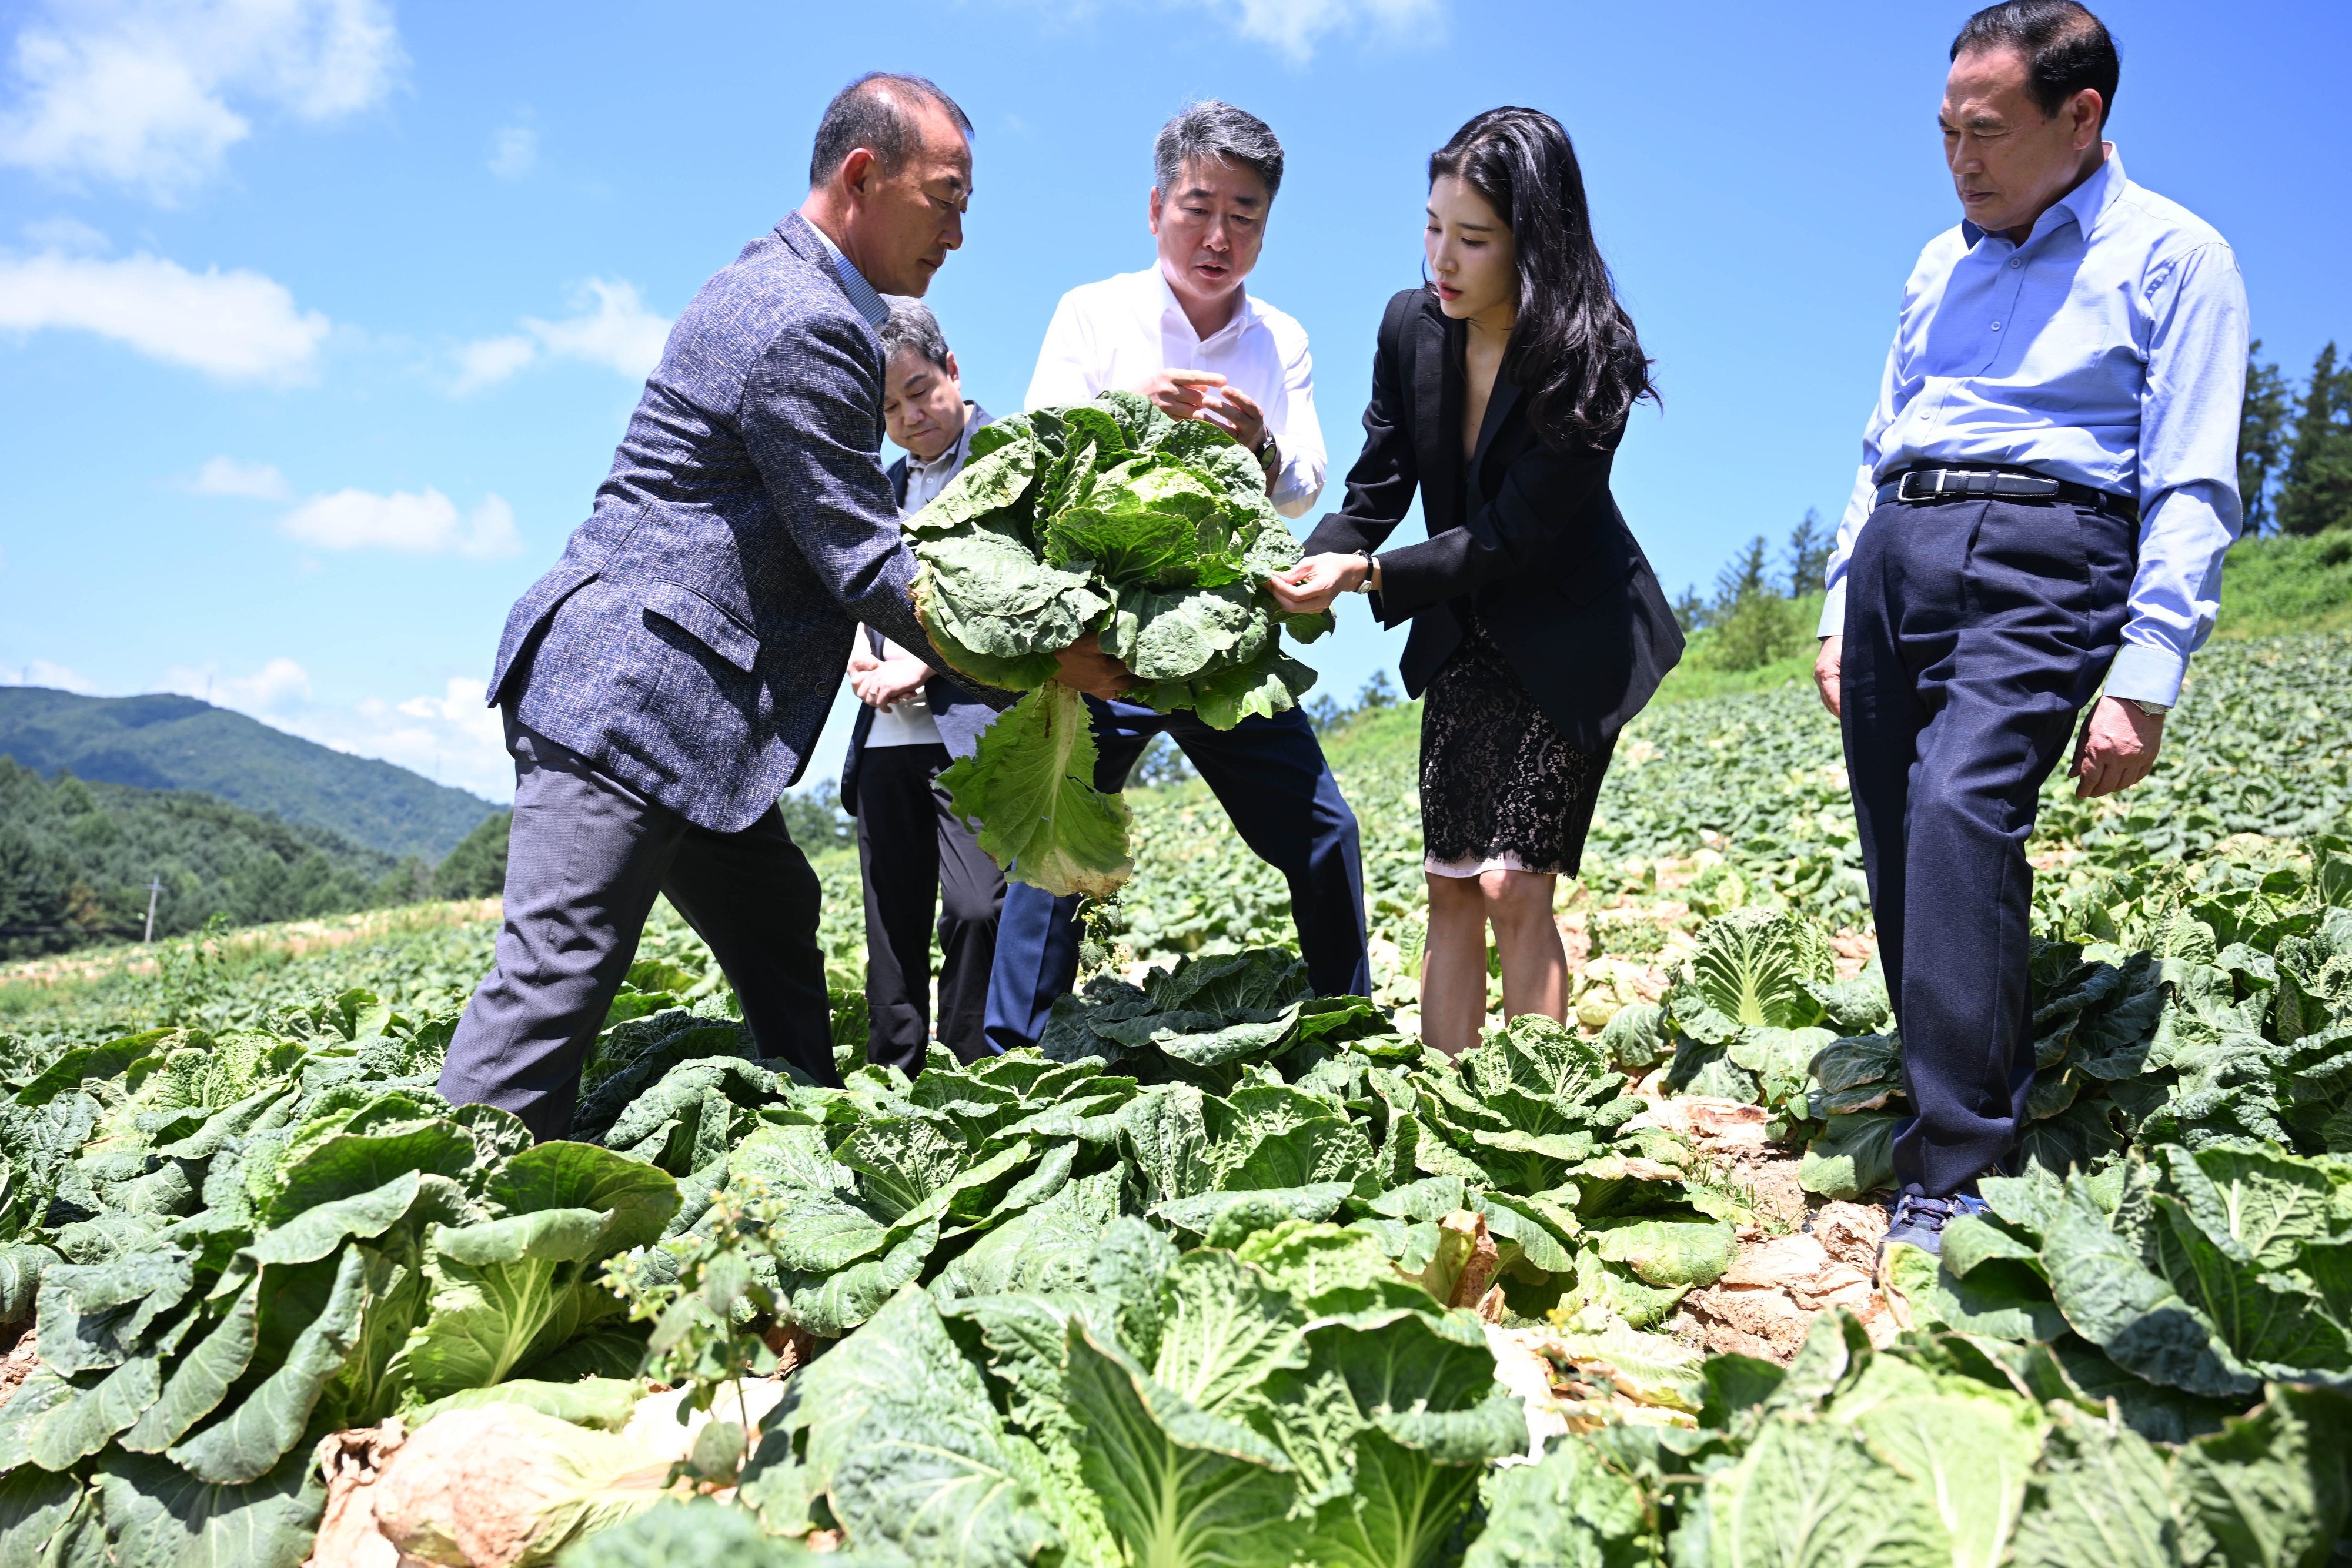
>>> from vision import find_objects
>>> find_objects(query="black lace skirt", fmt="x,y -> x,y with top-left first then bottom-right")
1418,607 -> 1613,877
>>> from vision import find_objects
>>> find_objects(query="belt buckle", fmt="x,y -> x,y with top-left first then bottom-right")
1895,470 -> 1942,504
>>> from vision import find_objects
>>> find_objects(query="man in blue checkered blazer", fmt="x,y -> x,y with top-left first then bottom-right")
439,74 -> 1124,1137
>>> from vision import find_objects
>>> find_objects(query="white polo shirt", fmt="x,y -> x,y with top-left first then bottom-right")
1024,266 -> 1327,519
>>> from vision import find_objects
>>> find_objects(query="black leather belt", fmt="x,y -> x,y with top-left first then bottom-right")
1875,464 -> 2137,522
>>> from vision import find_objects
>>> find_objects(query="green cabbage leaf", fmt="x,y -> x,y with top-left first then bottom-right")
911,392 -> 1328,897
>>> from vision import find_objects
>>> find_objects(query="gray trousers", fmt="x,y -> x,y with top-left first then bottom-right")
437,712 -> 836,1140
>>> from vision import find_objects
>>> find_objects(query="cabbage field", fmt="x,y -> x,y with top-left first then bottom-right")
0,630 -> 2347,1568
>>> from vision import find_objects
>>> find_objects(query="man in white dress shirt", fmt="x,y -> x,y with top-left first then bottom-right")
841,298 -> 1004,1070
1024,127 -> 1327,518
986,101 -> 1368,1053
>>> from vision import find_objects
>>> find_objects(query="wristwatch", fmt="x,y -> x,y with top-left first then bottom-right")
1351,550 -> 1376,594
1254,431 -> 1281,479
2129,699 -> 2171,718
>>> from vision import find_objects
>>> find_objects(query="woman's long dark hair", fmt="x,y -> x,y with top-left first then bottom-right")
1429,108 -> 1655,450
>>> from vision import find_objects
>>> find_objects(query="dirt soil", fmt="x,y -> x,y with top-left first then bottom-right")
1625,1094 -> 1898,1362
0,1327 -> 36,1415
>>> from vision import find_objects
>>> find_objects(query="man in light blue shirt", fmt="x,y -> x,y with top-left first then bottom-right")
1811,0 -> 2246,1253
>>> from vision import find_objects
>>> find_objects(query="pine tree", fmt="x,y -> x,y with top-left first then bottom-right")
2238,342 -> 2294,534
2277,342 -> 2352,537
1713,536 -> 1772,613
1705,536 -> 1803,672
1671,584 -> 1708,634
1783,509 -> 1832,598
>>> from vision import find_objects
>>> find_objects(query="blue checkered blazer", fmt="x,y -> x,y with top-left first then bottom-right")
485,212 -> 968,833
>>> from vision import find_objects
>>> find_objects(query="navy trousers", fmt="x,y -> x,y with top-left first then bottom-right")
439,713 -> 837,1140
1841,494 -> 2137,1196
983,700 -> 1370,1053
854,742 -> 1004,1071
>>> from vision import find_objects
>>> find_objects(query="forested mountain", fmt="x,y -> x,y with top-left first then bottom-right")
0,760 -> 409,957
0,687 -> 497,861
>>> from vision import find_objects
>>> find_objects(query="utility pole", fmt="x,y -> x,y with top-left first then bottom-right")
143,877 -> 162,942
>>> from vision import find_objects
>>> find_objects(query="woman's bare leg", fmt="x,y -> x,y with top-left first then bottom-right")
1482,868 -> 1567,1025
1421,872 -> 1491,1056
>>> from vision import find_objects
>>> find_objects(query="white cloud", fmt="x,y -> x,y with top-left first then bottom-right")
452,279 -> 671,393
488,124 -> 537,179
163,656 -> 312,715
156,661 -> 513,798
189,456 -> 292,500
0,248 -> 330,382
525,281 -> 670,377
364,678 -> 512,797
0,0 -> 404,201
1198,0 -> 1438,60
21,659 -> 98,693
280,487 -> 521,559
20,215 -> 106,252
450,333 -> 537,395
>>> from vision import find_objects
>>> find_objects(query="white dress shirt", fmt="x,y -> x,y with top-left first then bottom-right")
1820,148 -> 2247,706
860,404 -> 987,749
861,631 -> 939,748
1025,266 -> 1327,519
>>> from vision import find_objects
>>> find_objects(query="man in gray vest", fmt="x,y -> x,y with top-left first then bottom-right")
439,75 -> 1123,1138
840,297 -> 1001,1071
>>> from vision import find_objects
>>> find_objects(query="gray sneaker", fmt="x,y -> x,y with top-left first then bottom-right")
1880,1188 -> 1992,1259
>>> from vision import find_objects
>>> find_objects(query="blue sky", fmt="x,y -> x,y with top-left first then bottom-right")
1,0 -> 2344,806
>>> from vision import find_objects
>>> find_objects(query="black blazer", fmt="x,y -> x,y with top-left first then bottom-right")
1304,287 -> 1683,755
839,407 -> 994,815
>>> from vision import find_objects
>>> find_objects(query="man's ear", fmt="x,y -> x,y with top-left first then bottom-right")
1147,186 -> 1164,238
2069,88 -> 2103,148
942,349 -> 961,386
840,146 -> 879,208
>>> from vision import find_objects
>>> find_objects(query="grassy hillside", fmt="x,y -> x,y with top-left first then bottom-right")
1645,530 -> 2352,708
11,629 -> 2344,1035
0,686 -> 499,861
5,627 -> 2344,1053
6,527 -> 2337,981
1087,628 -> 2349,1017
2210,530 -> 2352,639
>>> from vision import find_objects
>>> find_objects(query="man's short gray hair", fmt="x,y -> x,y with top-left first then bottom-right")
1153,101 -> 1283,203
808,72 -> 972,190
879,296 -> 951,371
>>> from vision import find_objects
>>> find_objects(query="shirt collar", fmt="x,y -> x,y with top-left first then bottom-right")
810,223 -> 891,330
1963,142 -> 2126,249
1151,264 -> 1255,346
2050,143 -> 2126,232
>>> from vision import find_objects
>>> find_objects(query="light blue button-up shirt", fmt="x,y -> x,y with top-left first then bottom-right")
808,222 -> 892,331
1819,147 -> 2248,706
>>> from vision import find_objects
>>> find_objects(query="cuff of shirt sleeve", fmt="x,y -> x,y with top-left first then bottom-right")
1816,582 -> 1847,639
1271,473 -> 1321,520
2105,641 -> 2187,708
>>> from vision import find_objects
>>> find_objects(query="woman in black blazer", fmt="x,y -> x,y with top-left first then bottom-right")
1271,107 -> 1683,1055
